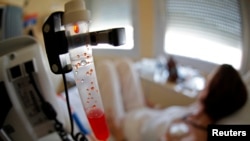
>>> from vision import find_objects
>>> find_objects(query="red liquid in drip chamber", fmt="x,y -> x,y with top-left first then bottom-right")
87,108 -> 109,140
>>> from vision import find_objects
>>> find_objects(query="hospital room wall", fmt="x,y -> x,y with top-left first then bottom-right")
136,0 -> 155,58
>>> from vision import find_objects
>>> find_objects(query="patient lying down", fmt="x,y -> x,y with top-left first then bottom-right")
110,64 -> 248,141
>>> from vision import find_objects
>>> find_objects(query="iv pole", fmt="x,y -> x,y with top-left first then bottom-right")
42,0 -> 126,140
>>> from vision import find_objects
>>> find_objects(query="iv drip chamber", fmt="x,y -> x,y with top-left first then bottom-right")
65,22 -> 110,141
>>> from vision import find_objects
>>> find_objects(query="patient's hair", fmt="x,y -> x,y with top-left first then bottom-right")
202,64 -> 248,122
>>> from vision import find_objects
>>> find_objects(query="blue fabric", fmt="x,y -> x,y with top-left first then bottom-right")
72,112 -> 90,135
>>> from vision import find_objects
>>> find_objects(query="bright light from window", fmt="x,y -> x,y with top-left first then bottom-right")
164,29 -> 242,69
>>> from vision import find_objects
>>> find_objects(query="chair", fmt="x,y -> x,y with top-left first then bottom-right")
96,58 -> 161,141
113,58 -> 146,112
95,59 -> 125,127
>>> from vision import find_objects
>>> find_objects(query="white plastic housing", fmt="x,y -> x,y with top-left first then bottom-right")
0,36 -> 64,141
63,0 -> 91,25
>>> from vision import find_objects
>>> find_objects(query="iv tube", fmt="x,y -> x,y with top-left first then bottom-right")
65,22 -> 110,141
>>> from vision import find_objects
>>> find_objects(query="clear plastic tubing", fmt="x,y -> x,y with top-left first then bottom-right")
65,22 -> 109,141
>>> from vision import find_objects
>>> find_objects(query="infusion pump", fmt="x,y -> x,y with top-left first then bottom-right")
0,36 -> 64,141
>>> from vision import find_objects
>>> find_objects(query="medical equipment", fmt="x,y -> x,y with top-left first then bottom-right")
42,0 -> 125,140
0,36 -> 68,141
0,0 -> 125,140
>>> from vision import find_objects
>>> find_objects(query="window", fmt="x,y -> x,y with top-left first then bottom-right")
85,0 -> 134,50
154,0 -> 244,73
